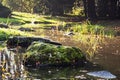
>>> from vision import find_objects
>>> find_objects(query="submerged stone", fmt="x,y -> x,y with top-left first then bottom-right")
87,71 -> 116,79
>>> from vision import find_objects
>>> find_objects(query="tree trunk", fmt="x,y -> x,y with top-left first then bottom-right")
82,0 -> 87,18
83,0 -> 96,20
97,0 -> 108,18
117,0 -> 120,18
108,0 -> 118,19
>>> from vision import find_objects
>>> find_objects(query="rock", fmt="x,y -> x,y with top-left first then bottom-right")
75,75 -> 87,79
19,27 -> 35,32
24,42 -> 86,67
0,23 -> 9,28
0,4 -> 11,18
87,71 -> 116,79
7,36 -> 62,48
64,32 -> 75,36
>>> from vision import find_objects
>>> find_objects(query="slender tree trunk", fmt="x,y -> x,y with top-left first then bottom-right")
117,0 -> 120,18
97,0 -> 108,18
82,0 -> 96,20
82,0 -> 87,18
108,0 -> 118,19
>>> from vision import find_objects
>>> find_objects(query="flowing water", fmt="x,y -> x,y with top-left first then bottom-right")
26,29 -> 120,79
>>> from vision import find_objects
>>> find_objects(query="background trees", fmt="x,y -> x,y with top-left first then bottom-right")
1,0 -> 74,15
1,0 -> 39,13
0,0 -> 120,19
83,0 -> 120,20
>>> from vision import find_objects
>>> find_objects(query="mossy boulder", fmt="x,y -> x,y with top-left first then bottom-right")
24,42 -> 86,67
0,4 -> 11,18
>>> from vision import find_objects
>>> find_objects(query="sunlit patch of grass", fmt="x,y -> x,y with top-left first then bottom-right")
0,17 -> 24,25
12,12 -> 40,23
21,23 -> 56,29
12,12 -> 61,24
70,21 -> 115,37
0,12 -> 65,28
0,28 -> 33,41
72,23 -> 103,35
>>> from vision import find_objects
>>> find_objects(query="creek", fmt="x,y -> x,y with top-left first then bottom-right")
26,30 -> 120,79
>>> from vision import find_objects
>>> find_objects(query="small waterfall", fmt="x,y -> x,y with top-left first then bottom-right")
0,48 -> 27,79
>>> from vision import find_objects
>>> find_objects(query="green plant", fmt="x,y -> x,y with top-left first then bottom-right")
68,21 -> 115,59
71,22 -> 104,35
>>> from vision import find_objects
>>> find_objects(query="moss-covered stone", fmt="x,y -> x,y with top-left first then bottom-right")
24,42 -> 86,67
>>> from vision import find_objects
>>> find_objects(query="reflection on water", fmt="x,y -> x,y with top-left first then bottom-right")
26,65 -> 103,80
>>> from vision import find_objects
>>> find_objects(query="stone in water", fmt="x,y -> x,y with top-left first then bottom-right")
87,71 -> 116,79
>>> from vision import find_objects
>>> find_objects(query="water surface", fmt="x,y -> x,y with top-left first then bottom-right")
27,30 -> 120,79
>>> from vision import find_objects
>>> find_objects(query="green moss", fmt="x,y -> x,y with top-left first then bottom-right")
24,42 -> 85,65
